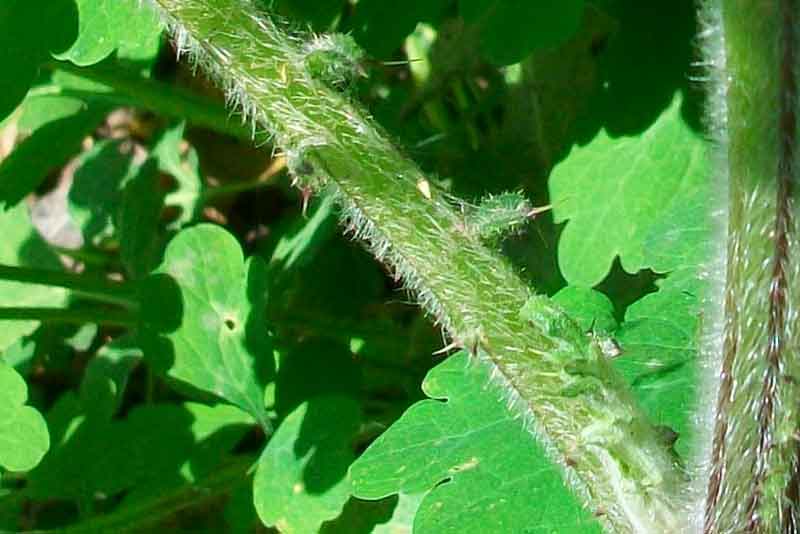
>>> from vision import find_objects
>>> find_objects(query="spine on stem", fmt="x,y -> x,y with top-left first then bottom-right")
699,0 -> 800,532
146,0 -> 685,530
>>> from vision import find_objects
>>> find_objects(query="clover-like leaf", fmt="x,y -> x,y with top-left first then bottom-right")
550,93 -> 709,287
350,352 -> 601,533
254,396 -> 360,533
460,0 -> 584,65
139,224 -> 272,429
0,361 -> 49,471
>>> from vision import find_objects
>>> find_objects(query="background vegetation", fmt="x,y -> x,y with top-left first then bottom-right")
0,0 -> 707,532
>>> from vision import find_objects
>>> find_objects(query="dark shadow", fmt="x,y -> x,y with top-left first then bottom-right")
0,109 -> 106,210
271,339 -> 361,494
594,258 -> 661,322
566,0 -> 701,146
245,255 -> 277,394
319,495 -> 399,533
273,339 -> 361,419
135,272 -> 182,378
69,140 -> 133,243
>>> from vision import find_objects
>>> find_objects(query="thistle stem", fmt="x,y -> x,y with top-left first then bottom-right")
146,0 -> 686,530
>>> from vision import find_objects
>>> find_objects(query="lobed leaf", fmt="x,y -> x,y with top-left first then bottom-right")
54,0 -> 163,66
0,361 -> 49,472
550,93 -> 709,287
350,351 -> 601,533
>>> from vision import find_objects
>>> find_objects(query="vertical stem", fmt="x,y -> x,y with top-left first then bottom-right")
705,1 -> 800,531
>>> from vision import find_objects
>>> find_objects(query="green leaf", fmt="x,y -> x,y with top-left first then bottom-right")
113,0 -> 164,64
0,0 -> 77,121
118,159 -> 165,279
267,193 -> 337,279
642,184 -> 712,287
550,93 -> 709,286
350,352 -> 601,533
68,139 -> 134,244
551,286 -> 617,333
351,0 -> 449,58
28,398 -> 249,501
254,396 -> 360,533
321,493 -> 424,533
17,95 -> 87,132
0,360 -> 49,471
178,402 -> 253,482
54,0 -> 163,66
615,284 -> 699,458
153,123 -> 204,228
140,224 -> 272,429
574,0 -> 698,137
0,204 -> 68,352
460,0 -> 584,65
79,335 -> 142,421
610,184 -> 709,458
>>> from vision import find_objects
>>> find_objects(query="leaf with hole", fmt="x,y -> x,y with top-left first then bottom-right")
139,224 -> 273,429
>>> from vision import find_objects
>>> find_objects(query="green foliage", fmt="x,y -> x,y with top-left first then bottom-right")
0,0 -> 719,532
0,98 -> 107,210
139,225 -> 272,429
0,0 -> 76,121
460,0 -> 585,65
254,397 -> 360,532
0,361 -> 49,471
550,94 -> 708,287
350,0 -> 448,58
0,204 -> 67,352
351,352 -> 601,533
54,0 -> 162,66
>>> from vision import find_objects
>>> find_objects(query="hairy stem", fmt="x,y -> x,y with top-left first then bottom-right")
0,264 -> 139,309
146,0 -> 686,531
703,0 -> 800,532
